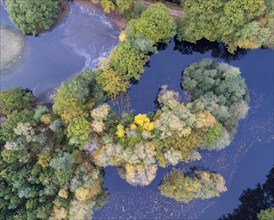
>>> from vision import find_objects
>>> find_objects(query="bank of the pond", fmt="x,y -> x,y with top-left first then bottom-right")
75,0 -> 128,31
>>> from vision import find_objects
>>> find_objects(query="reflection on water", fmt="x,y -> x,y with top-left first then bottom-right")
0,2 -> 118,99
219,167 -> 273,220
174,38 -> 248,62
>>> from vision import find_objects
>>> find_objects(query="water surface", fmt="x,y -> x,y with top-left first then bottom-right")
0,3 -> 118,99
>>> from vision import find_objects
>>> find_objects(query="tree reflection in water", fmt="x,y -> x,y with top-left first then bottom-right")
173,38 -> 249,62
219,167 -> 274,220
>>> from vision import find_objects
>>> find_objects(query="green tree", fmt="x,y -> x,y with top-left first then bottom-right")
128,3 -> 176,45
53,84 -> 87,124
0,109 -> 35,142
6,0 -> 60,35
257,208 -> 274,220
116,0 -> 134,13
67,118 -> 90,144
100,0 -> 115,13
0,87 -> 35,116
96,68 -> 130,98
109,42 -> 149,80
178,0 -> 270,52
182,59 -> 249,136
159,168 -> 227,202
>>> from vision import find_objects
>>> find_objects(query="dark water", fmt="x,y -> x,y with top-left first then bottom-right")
1,2 -> 273,219
0,3 -> 118,100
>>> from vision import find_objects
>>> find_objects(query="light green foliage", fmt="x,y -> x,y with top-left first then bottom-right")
178,0 -> 271,52
6,0 -> 60,35
53,84 -> 88,124
159,168 -> 227,202
100,0 -> 115,13
116,0 -> 134,13
96,68 -> 130,98
0,87 -> 35,116
53,69 -> 106,124
257,208 -> 274,220
109,42 -> 149,80
69,199 -> 96,220
128,3 -> 176,46
67,118 -> 90,144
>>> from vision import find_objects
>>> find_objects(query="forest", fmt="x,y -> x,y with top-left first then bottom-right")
1,0 -> 273,219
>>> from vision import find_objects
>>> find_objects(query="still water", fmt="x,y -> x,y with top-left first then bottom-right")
1,2 -> 273,219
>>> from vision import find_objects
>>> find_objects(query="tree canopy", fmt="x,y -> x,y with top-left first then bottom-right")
177,0 -> 273,52
6,0 -> 60,35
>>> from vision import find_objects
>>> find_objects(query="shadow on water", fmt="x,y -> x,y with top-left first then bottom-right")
173,38 -> 249,62
219,167 -> 273,220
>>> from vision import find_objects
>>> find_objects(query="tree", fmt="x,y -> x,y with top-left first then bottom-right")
128,3 -> 176,45
100,0 -> 115,13
67,118 -> 90,144
182,59 -> 249,143
177,0 -> 270,53
257,208 -> 274,220
220,167 -> 273,220
0,87 -> 35,116
53,84 -> 87,124
109,42 -> 149,80
159,168 -> 227,202
6,0 -> 60,35
0,109 -> 35,142
96,68 -> 130,98
116,0 -> 134,13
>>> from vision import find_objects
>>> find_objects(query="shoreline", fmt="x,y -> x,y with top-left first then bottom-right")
75,0 -> 128,32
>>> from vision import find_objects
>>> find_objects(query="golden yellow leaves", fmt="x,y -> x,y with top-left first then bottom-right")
133,114 -> 155,131
116,124 -> 125,138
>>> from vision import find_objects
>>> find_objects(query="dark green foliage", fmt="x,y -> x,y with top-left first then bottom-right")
182,59 -> 249,149
0,109 -> 35,142
6,0 -> 60,35
0,87 -> 35,116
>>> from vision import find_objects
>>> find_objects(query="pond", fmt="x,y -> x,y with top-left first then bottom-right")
1,2 -> 273,219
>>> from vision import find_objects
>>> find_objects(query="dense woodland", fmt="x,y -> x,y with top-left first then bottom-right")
1,0 -> 273,219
